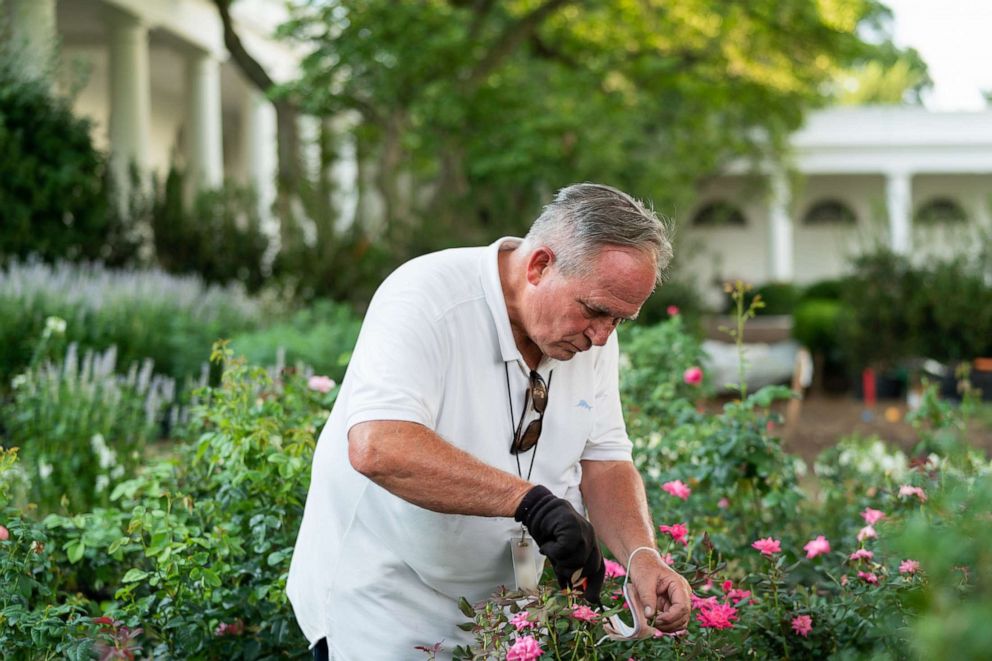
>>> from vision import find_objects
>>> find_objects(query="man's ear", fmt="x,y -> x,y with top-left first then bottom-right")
526,247 -> 555,285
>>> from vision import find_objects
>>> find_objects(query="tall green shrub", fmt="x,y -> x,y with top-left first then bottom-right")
0,56 -> 133,264
152,168 -> 269,292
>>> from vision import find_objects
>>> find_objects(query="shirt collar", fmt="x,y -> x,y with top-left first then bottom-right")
480,237 -> 560,371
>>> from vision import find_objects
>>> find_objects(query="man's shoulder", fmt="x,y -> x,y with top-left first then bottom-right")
371,246 -> 487,317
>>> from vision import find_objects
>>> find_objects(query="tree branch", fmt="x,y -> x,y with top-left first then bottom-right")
211,0 -> 278,95
463,0 -> 576,88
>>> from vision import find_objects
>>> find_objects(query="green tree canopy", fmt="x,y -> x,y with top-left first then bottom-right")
274,0 -> 921,296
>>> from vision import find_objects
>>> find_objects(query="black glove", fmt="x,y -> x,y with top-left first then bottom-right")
514,485 -> 605,604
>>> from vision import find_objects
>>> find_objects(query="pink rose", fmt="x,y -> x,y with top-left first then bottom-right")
659,523 -> 688,546
848,549 -> 874,561
0,525 -> 8,542
696,603 -> 738,629
751,537 -> 781,556
717,497 -> 730,509
307,375 -> 336,393
898,485 -> 927,502
803,535 -> 831,559
571,605 -> 598,622
214,620 -> 244,637
791,614 -> 813,637
510,611 -> 535,631
899,559 -> 920,575
506,635 -> 544,661
604,559 -> 626,578
727,589 -> 752,605
857,571 -> 879,585
662,480 -> 692,500
667,305 -> 680,316
683,366 -> 703,385
857,525 -> 877,542
861,508 -> 885,525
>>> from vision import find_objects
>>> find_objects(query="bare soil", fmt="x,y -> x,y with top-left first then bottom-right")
777,394 -> 992,464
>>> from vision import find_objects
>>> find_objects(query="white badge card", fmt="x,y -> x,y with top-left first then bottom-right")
509,532 -> 544,592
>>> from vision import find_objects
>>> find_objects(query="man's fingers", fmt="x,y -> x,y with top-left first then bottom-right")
652,575 -> 691,629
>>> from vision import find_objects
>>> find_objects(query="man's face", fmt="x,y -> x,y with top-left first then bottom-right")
523,245 -> 656,361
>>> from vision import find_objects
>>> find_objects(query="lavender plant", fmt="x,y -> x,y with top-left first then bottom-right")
0,259 -> 265,382
3,325 -> 177,514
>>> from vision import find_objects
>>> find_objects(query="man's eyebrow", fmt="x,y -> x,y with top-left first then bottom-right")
581,300 -> 639,321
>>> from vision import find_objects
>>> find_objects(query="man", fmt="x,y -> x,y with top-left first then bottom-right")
287,183 -> 692,659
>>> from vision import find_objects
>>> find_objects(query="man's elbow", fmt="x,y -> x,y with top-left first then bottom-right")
347,423 -> 395,480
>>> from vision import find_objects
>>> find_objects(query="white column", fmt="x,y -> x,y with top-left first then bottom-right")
329,112 -> 360,231
7,0 -> 57,82
241,87 -> 278,229
768,169 -> 794,281
186,50 -> 224,191
885,171 -> 912,255
108,9 -> 151,206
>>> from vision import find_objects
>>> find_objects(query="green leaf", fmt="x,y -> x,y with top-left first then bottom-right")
107,536 -> 129,555
457,597 -> 475,618
202,568 -> 222,588
66,540 -> 85,563
122,568 -> 150,583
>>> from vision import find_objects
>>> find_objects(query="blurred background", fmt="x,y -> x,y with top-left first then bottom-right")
2,0 -> 991,444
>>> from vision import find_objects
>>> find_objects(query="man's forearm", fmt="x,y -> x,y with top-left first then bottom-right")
579,459 -> 656,563
348,419 -> 533,517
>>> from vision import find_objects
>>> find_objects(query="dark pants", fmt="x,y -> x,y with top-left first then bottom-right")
312,638 -> 329,661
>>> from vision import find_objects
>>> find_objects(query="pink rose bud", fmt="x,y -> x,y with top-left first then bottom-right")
0,525 -> 8,541
683,366 -> 703,385
307,375 -> 336,394
667,305 -> 680,316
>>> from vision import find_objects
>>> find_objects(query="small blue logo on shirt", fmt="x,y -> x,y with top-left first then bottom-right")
576,399 -> 592,410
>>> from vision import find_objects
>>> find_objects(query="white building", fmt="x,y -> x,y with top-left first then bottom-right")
682,107 -> 992,302
3,0 -> 298,221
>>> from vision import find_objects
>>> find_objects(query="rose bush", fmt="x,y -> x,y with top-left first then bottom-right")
1,295 -> 989,658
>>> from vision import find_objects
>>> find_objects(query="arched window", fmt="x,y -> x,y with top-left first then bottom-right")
915,197 -> 968,224
803,199 -> 857,225
691,201 -> 747,227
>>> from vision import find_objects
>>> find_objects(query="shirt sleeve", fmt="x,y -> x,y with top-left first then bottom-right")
344,275 -> 448,432
580,334 -> 633,462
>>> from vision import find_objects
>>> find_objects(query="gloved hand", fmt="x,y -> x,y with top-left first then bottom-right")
514,485 -> 605,604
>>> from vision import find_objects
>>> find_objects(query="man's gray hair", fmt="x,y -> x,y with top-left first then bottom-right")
521,183 -> 673,284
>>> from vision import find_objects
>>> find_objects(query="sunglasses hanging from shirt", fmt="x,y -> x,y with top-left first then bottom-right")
511,369 -> 551,454
505,365 -> 553,480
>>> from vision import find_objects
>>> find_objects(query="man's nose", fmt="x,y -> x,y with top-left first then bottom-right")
585,318 -> 614,346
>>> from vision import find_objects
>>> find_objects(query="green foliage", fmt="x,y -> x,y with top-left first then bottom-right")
619,312 -> 708,433
792,299 -> 842,355
911,255 -> 992,362
892,476 -> 992,659
840,248 -> 920,370
800,277 -> 848,302
1,342 -> 333,657
633,278 -> 709,328
152,168 -> 270,292
230,299 -> 362,382
840,247 -> 992,372
0,55 -> 129,265
834,54 -> 932,106
2,336 -> 174,514
0,260 -> 263,384
723,282 -> 799,316
275,0 -> 909,285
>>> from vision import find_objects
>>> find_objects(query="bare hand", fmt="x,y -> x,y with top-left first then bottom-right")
629,553 -> 692,633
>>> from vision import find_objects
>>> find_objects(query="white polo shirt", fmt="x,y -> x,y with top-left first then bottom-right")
286,238 -> 633,659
